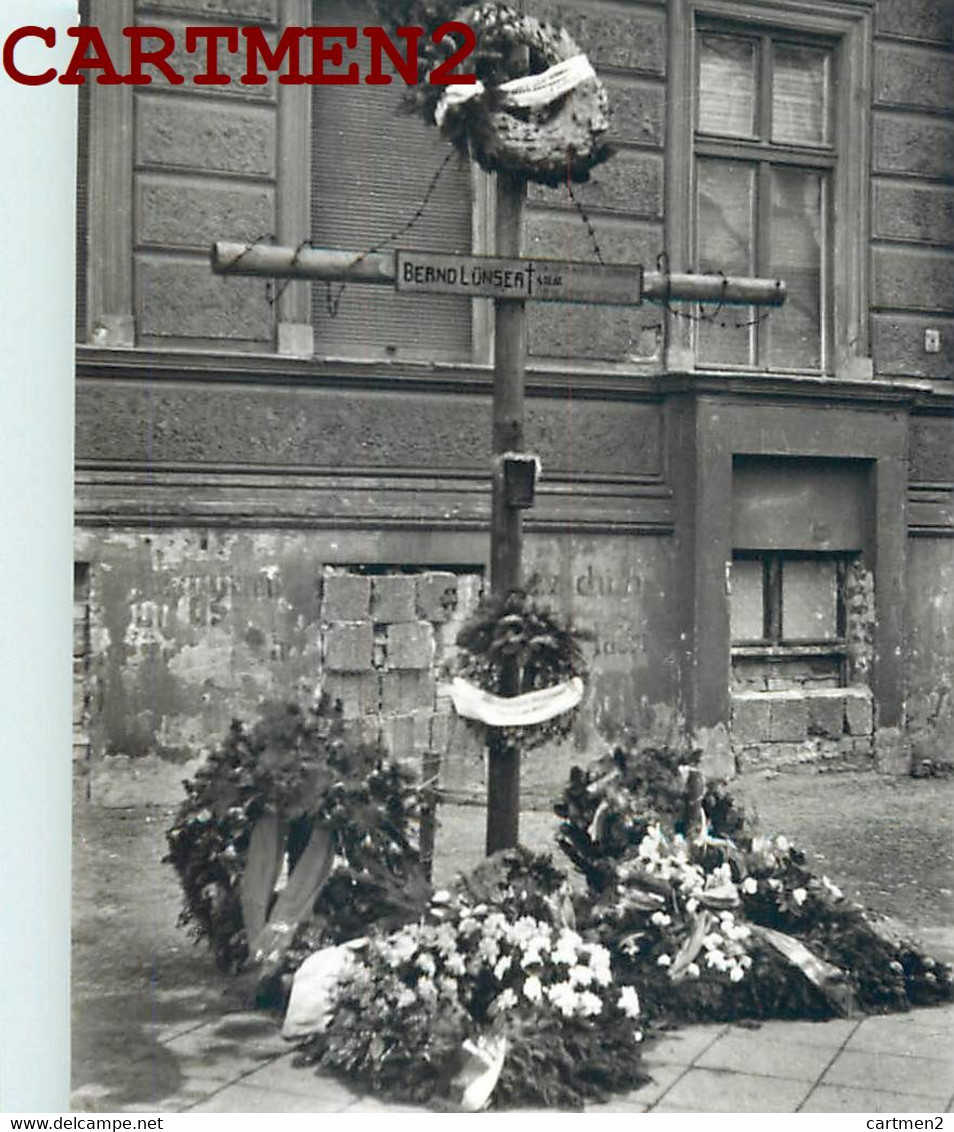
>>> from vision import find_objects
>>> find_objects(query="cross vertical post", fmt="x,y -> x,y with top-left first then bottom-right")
485,169 -> 528,855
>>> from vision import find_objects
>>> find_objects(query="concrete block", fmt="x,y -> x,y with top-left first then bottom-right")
525,210 -> 661,267
874,116 -> 954,180
807,694 -> 846,739
875,43 -> 954,111
845,691 -> 874,736
731,696 -> 771,746
769,697 -> 808,742
872,314 -> 954,381
322,673 -> 379,718
323,623 -> 373,673
416,572 -> 458,623
347,718 -> 382,749
138,176 -> 274,250
604,76 -> 665,148
322,574 -> 370,622
530,150 -> 663,219
695,723 -> 736,782
877,0 -> 954,44
157,16 -> 279,95
386,622 -> 435,671
136,256 -> 273,342
873,247 -> 954,313
873,183 -> 954,246
380,670 -> 435,714
454,575 -> 485,620
874,728 -> 909,775
371,575 -> 417,623
736,746 -> 770,774
771,742 -> 814,769
380,711 -> 432,764
136,95 -> 276,177
530,2 -> 666,73
436,718 -> 487,794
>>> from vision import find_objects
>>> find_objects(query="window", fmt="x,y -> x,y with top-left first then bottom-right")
669,0 -> 873,378
695,28 -> 833,370
730,551 -> 852,688
310,0 -> 477,362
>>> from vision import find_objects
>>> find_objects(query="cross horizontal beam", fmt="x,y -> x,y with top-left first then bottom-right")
211,240 -> 787,307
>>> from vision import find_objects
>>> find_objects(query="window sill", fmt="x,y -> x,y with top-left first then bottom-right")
732,644 -> 846,659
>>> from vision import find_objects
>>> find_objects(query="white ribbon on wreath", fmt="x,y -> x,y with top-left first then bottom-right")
434,53 -> 596,126
440,675 -> 585,727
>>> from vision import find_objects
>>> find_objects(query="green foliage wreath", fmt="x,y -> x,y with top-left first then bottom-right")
374,1 -> 613,184
453,588 -> 590,750
165,698 -> 429,990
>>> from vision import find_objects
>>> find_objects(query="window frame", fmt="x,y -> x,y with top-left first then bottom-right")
666,0 -> 874,379
730,549 -> 850,647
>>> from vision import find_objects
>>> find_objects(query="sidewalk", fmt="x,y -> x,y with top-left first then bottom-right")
72,1002 -> 954,1114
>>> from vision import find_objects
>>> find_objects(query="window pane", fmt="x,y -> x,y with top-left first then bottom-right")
766,167 -> 825,370
730,559 -> 765,640
772,44 -> 831,147
697,159 -> 756,367
782,559 -> 838,641
698,35 -> 757,138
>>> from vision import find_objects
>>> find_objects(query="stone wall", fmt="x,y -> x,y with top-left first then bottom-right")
132,0 -> 281,350
731,688 -> 875,773
871,0 -> 954,380
73,526 -> 678,805
523,0 -> 666,365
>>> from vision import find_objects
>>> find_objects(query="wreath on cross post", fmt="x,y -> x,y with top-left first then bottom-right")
446,587 -> 591,751
374,0 -> 613,184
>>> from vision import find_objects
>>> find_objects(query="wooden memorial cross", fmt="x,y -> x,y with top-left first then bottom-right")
211,177 -> 785,856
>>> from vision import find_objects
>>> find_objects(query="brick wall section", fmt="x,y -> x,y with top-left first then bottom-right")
319,569 -> 485,785
132,0 -> 279,349
731,688 -> 875,772
871,5 -> 954,381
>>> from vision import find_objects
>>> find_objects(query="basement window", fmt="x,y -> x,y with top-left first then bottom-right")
730,551 -> 851,688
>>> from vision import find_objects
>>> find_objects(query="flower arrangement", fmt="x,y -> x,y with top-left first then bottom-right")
295,849 -> 648,1109
452,588 -> 589,750
557,743 -> 954,1022
165,698 -> 429,995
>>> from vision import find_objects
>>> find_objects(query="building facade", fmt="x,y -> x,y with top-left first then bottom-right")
73,0 -> 954,804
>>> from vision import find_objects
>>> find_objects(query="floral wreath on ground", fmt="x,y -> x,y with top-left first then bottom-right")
164,698 -> 430,998
556,744 -> 954,1022
450,586 -> 590,750
374,0 -> 613,184
169,708 -> 954,1109
294,847 -> 649,1110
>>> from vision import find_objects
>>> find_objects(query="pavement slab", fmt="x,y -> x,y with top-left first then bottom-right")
800,1085 -> 950,1114
239,1054 -> 359,1103
727,1017 -> 860,1047
157,1024 -> 285,1083
651,1066 -> 814,1112
188,1082 -> 356,1113
847,1015 -> 954,1060
643,1023 -> 727,1065
820,1048 -> 954,1100
585,1061 -> 687,1112
695,1029 -> 838,1081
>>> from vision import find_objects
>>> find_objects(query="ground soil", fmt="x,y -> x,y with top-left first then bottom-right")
72,768 -> 954,1107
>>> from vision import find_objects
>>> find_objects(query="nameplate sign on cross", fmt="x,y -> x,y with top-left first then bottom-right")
395,250 -> 643,306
